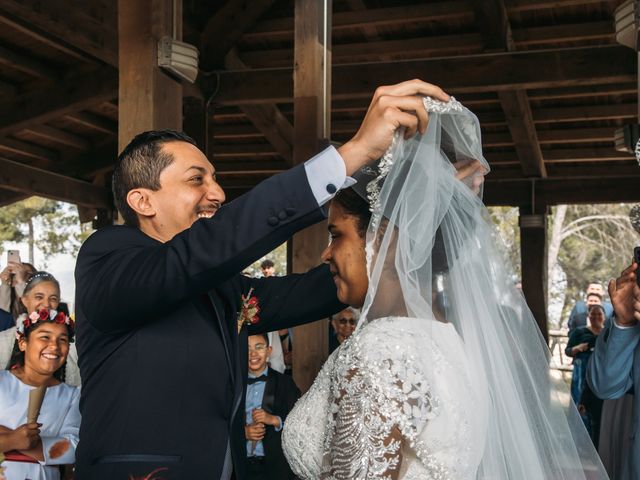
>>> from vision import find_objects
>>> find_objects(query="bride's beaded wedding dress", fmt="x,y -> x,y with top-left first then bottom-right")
282,317 -> 488,480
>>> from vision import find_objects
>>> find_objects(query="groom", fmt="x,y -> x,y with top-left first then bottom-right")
74,80 -> 449,479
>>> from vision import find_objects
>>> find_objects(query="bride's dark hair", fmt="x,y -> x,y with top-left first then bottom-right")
332,188 -> 371,238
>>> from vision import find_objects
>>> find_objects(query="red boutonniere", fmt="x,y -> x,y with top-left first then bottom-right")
237,287 -> 260,333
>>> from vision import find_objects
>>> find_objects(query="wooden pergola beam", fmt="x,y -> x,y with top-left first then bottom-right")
500,90 -> 547,177
224,50 -> 293,164
489,162 -> 640,180
0,44 -> 56,79
213,46 -> 636,105
199,0 -> 276,70
0,66 -> 118,137
508,0 -> 606,12
24,126 -> 91,151
0,137 -> 58,164
0,187 -> 28,206
239,21 -> 613,68
244,2 -> 470,41
0,0 -> 117,66
64,112 -> 117,135
484,176 -> 640,207
0,157 -> 111,208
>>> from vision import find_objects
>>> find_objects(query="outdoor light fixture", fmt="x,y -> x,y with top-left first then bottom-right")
157,36 -> 199,84
614,124 -> 640,164
614,0 -> 640,50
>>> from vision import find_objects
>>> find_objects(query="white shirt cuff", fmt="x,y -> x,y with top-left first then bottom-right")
613,317 -> 638,329
304,146 -> 356,206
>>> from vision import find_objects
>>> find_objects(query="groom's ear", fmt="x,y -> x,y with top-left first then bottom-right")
126,188 -> 156,220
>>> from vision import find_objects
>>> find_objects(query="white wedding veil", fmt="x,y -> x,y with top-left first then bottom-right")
353,97 -> 607,479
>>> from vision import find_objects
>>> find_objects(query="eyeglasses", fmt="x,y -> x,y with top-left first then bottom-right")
337,318 -> 356,326
249,343 -> 267,352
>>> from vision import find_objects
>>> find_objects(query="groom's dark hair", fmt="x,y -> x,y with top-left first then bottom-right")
112,130 -> 198,227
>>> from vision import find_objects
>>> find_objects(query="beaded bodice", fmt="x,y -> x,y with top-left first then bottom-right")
282,317 -> 487,480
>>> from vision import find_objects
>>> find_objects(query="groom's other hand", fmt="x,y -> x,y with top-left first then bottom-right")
609,262 -> 640,327
245,423 -> 265,441
338,79 -> 450,176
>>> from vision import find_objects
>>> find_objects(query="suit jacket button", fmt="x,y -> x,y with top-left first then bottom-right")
278,211 -> 288,221
326,183 -> 337,194
267,216 -> 279,226
285,207 -> 296,217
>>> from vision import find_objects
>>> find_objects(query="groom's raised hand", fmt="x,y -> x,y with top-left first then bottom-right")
609,262 -> 640,327
338,79 -> 450,176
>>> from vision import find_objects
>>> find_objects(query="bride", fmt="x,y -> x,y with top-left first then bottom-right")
282,97 -> 607,479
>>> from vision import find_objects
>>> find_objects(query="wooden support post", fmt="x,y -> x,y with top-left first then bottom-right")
519,208 -> 549,341
291,0 -> 332,393
118,0 -> 183,153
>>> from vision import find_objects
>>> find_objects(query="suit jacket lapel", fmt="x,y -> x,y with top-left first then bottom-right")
205,292 -> 235,385
262,369 -> 277,414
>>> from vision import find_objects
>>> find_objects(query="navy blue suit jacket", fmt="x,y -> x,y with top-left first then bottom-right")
74,164 -> 343,479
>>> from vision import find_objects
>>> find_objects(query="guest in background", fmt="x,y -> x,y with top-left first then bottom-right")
257,260 -> 287,373
0,271 -> 80,479
0,276 -> 80,388
567,283 -> 613,334
567,304 -> 605,402
328,307 -> 359,354
0,261 -> 37,324
260,260 -> 276,278
245,333 -> 299,480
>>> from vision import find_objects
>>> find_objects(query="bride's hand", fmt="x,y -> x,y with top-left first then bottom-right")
339,79 -> 449,176
609,263 -> 640,327
454,159 -> 486,195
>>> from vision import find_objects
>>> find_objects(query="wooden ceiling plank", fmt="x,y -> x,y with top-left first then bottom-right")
471,0 -> 546,178
513,21 -> 613,46
25,125 -> 91,150
244,2 -> 470,40
240,33 -> 483,67
0,187 -> 28,206
0,78 -> 16,97
224,50 -> 292,163
507,0 -> 609,13
0,0 -> 117,66
543,147 -> 634,162
533,103 -> 637,123
537,127 -> 614,144
200,0 -> 276,70
0,137 -> 58,163
484,176 -> 640,207
213,46 -> 636,105
0,44 -> 56,79
0,66 -> 118,137
0,156 -> 111,208
63,111 -> 117,135
211,144 -> 277,157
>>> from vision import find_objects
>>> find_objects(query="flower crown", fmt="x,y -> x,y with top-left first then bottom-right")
15,308 -> 75,340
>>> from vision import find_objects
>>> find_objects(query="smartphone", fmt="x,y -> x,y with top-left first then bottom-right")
7,249 -> 20,264
634,246 -> 640,286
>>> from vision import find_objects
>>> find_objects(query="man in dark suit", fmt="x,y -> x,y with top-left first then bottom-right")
245,334 -> 299,480
74,80 -> 451,479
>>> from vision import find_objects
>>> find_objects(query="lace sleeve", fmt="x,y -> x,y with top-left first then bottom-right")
323,340 -> 442,479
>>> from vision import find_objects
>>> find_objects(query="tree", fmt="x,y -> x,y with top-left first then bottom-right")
0,197 -> 92,267
488,206 -> 521,279
547,204 -> 639,329
242,242 -> 288,277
